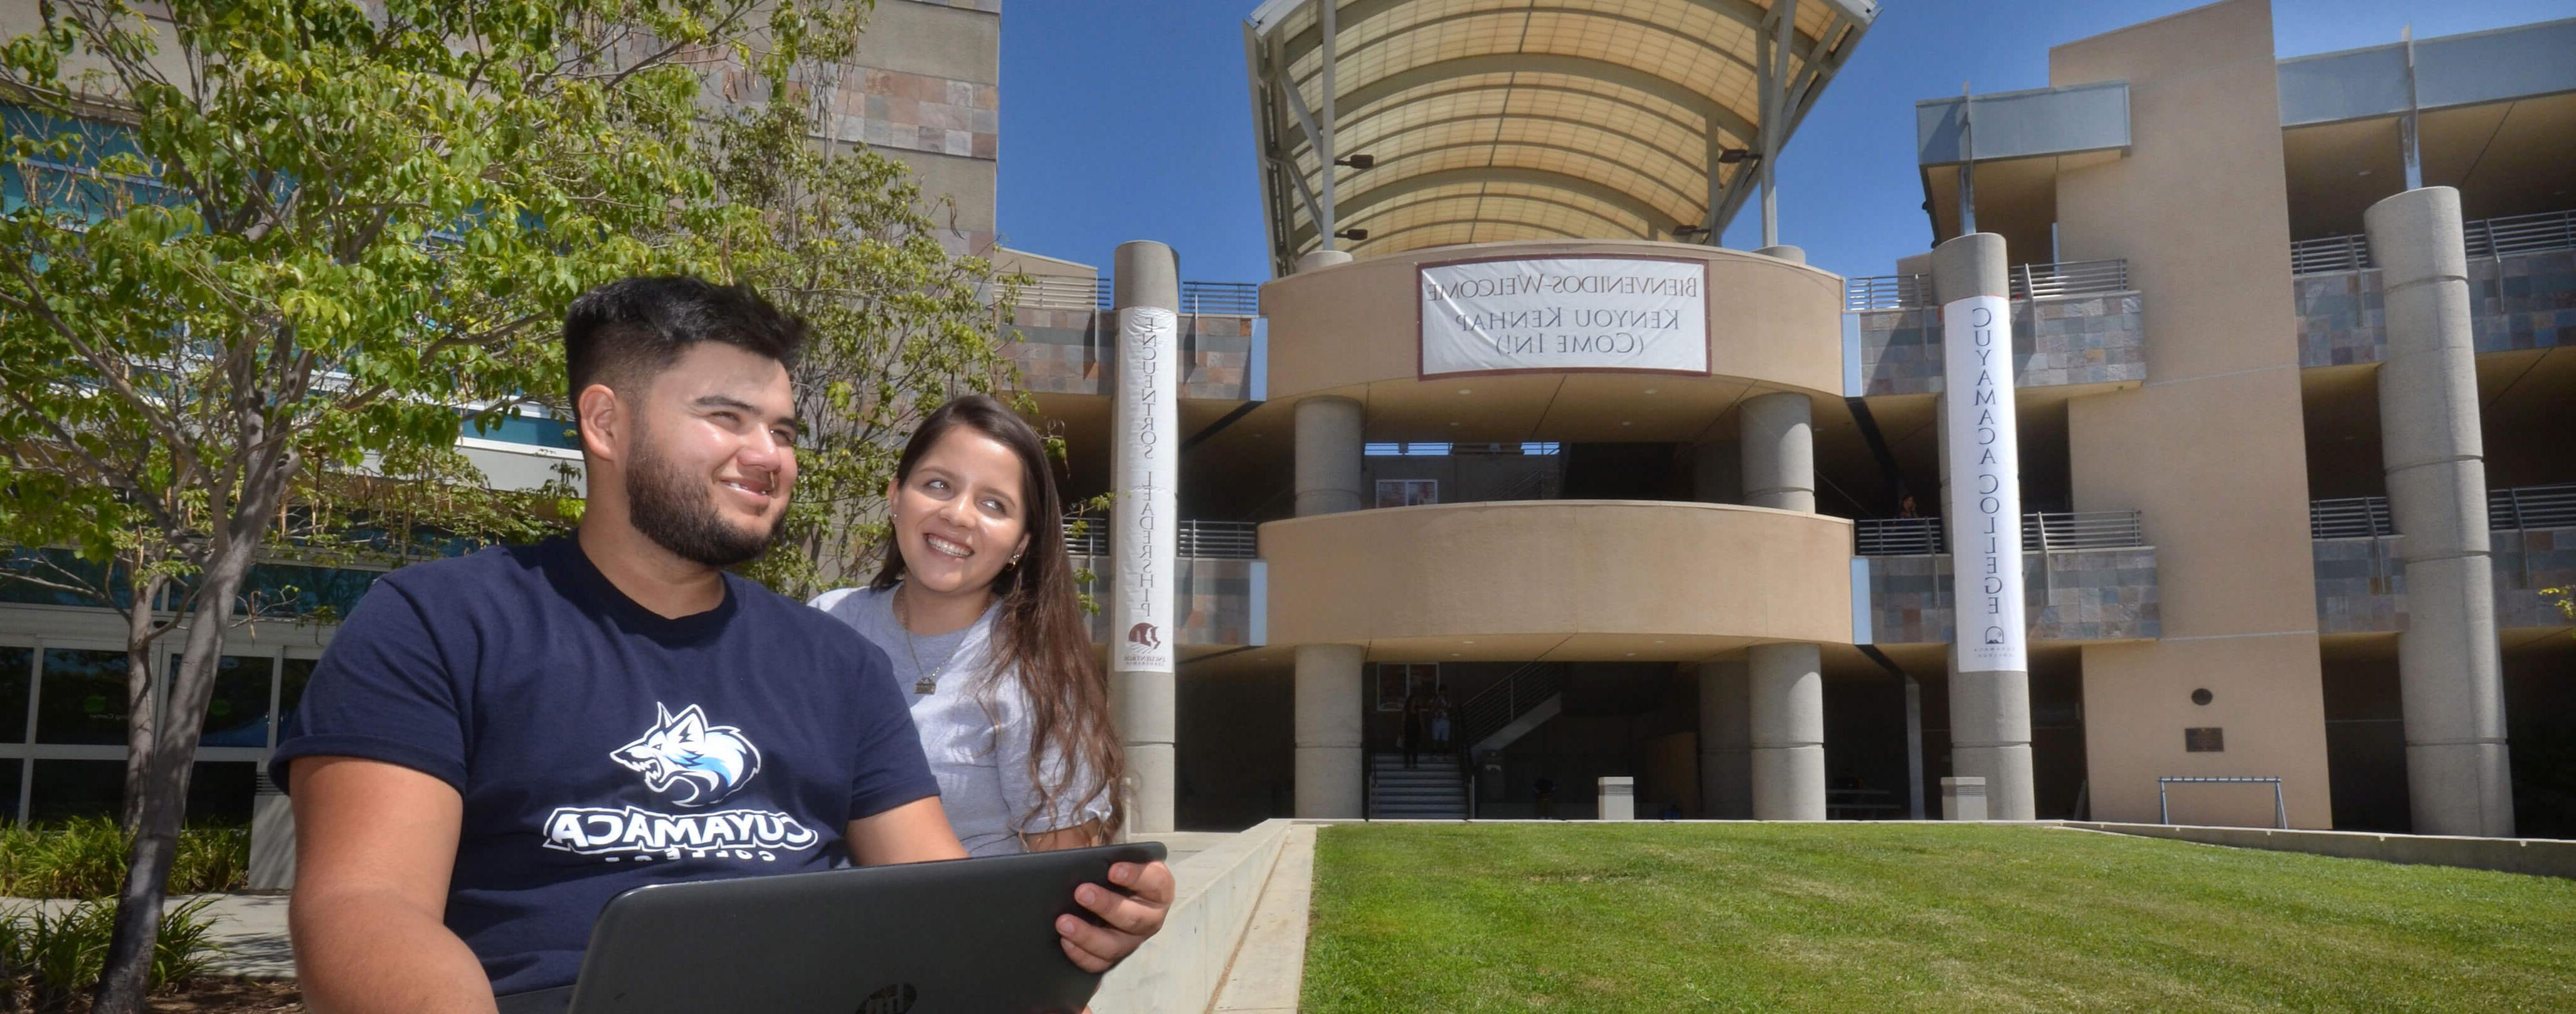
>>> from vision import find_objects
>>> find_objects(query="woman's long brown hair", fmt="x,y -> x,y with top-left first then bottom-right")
871,394 -> 1123,841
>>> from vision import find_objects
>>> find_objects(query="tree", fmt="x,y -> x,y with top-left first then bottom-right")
702,83 -> 1024,599
0,1 -> 864,1007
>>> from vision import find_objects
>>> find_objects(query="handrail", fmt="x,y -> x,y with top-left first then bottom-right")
1455,660 -> 1565,757
1059,516 -> 1259,560
2291,207 -> 2576,275
1852,510 -> 2144,557
2310,496 -> 2396,540
1008,277 -> 1263,314
2307,483 -> 2576,540
1845,259 -> 2128,311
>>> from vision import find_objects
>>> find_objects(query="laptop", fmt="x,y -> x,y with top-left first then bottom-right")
501,841 -> 1167,1014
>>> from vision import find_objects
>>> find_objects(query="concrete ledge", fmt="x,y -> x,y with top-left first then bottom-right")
1093,819 -> 1295,1013
2064,821 -> 2576,880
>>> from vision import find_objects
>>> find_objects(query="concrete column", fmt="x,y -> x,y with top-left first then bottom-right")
1294,643 -> 1365,818
1754,244 -> 1806,264
1296,250 -> 1353,273
1748,643 -> 1825,820
1932,232 -> 2037,821
1691,440 -> 1741,504
1739,392 -> 1814,513
1294,395 -> 1364,517
2367,186 -> 2514,838
1696,661 -> 1752,818
1110,240 -> 1180,834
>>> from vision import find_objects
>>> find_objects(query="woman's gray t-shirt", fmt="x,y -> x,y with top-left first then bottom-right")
808,584 -> 1110,855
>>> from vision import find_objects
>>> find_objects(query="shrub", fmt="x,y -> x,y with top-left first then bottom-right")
0,896 -> 226,1009
0,819 -> 251,899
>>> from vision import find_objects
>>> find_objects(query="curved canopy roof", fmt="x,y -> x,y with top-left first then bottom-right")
1244,0 -> 1878,275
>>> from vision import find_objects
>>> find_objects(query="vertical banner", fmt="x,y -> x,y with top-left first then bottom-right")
1112,306 -> 1177,674
1941,294 -> 2027,672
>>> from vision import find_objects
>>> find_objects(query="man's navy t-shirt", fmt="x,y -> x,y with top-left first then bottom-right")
270,537 -> 939,995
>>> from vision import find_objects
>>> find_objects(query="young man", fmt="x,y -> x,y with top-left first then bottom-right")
273,277 -> 1170,1012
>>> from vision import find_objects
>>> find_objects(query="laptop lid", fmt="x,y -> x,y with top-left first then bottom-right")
561,841 -> 1167,1014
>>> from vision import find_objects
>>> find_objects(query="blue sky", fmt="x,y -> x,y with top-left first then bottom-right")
994,0 -> 2568,283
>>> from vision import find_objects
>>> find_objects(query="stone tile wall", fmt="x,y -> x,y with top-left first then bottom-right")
1004,306 -> 1258,401
1071,556 -> 1259,647
2294,249 -> 2576,367
1852,292 -> 2148,396
1862,547 -> 2162,645
2313,527 -> 2576,633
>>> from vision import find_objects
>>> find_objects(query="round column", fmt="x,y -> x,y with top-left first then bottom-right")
1296,250 -> 1354,273
2367,186 -> 2513,838
1754,244 -> 1807,264
1740,392 -> 1815,513
1294,395 -> 1364,517
1931,231 -> 2037,821
1110,240 -> 1180,834
1748,643 -> 1825,820
1294,643 -> 1365,818
1697,661 -> 1752,818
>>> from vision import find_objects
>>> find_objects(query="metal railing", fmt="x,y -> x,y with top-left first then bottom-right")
1845,259 -> 2129,311
2491,483 -> 2576,531
1852,510 -> 2146,556
2311,496 -> 2397,540
1843,272 -> 1931,311
2291,208 -> 2576,275
1009,277 -> 1263,314
1059,516 -> 1259,560
2309,483 -> 2576,540
2012,259 -> 2129,300
1455,661 -> 1564,757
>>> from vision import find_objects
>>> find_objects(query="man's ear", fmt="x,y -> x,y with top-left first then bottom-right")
577,384 -> 625,465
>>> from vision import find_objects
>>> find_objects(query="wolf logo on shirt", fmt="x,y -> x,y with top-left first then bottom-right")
612,703 -> 763,807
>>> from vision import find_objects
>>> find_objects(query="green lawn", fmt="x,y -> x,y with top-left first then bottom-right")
1303,823 -> 2576,1013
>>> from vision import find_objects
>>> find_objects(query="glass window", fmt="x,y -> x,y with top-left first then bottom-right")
278,657 -> 317,718
1374,479 -> 1438,508
28,759 -> 122,822
36,649 -> 130,745
0,759 -> 19,823
187,762 -> 257,824
186,654 -> 277,749
1,644 -> 30,744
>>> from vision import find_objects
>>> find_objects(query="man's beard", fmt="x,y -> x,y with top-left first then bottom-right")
625,427 -> 783,569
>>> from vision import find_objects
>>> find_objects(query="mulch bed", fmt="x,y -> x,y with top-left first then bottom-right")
6,978 -> 301,1013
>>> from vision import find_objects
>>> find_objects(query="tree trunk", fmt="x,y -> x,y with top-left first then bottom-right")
120,575 -> 167,835
92,545 -> 257,1013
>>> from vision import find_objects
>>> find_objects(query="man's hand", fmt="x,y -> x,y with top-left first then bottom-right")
1056,859 -> 1174,972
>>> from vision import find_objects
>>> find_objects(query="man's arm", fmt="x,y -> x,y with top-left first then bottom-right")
845,796 -> 971,865
289,756 -> 495,1014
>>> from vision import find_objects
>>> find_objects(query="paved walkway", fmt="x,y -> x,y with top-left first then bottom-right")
1208,823 -> 1317,1013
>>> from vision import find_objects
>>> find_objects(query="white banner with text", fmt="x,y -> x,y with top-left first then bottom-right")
1941,294 -> 2028,673
1112,306 -> 1177,674
1419,257 -> 1709,378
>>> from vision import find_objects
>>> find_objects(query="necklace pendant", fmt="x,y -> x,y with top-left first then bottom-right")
913,675 -> 939,695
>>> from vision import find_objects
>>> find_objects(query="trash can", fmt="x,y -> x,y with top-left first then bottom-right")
1597,776 -> 1635,821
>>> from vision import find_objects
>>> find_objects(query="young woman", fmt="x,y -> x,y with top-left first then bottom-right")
809,394 -> 1123,853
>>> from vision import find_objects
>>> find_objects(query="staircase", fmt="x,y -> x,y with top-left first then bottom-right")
1458,661 -> 1567,757
1367,753 -> 1468,819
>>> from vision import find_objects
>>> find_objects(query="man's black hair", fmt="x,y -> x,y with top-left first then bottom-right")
563,275 -> 807,404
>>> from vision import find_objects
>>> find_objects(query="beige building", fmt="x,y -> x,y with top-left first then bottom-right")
1000,0 -> 2575,838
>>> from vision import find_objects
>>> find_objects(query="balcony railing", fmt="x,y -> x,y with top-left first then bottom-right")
2308,483 -> 2576,539
1012,277 -> 1263,314
1059,516 -> 1259,560
1852,510 -> 2145,556
2290,208 -> 2576,275
1844,259 -> 2129,311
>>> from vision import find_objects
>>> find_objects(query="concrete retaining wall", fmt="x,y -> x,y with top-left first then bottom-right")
1093,818 -> 1295,1013
2064,821 -> 2576,879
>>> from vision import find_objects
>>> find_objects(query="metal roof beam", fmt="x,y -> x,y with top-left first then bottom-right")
1297,137 -> 1705,221
1345,217 -> 1595,253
